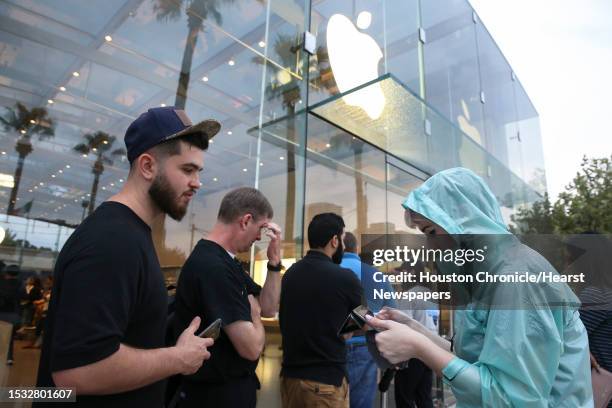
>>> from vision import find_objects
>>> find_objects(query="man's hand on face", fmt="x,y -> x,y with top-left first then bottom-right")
264,222 -> 282,265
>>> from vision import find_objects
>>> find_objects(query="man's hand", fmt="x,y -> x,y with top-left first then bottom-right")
248,294 -> 261,321
174,316 -> 214,375
264,222 -> 282,265
365,315 -> 428,365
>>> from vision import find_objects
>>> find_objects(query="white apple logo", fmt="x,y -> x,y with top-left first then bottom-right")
327,13 -> 386,120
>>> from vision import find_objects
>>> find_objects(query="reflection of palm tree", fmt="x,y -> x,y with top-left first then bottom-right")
154,0 -> 235,109
253,34 -> 304,242
73,131 -> 125,215
0,103 -> 55,215
327,134 -> 368,233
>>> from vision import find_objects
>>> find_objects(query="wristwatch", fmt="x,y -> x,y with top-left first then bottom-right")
267,261 -> 283,272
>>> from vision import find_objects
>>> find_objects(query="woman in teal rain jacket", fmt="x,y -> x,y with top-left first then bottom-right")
366,167 -> 593,407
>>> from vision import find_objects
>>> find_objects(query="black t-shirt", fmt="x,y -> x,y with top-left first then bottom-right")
173,239 -> 262,384
35,202 -> 167,408
279,250 -> 363,386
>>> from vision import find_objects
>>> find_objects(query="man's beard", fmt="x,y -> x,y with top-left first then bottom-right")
332,236 -> 344,264
148,172 -> 189,221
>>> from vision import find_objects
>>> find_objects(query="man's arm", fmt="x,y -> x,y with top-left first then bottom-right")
53,317 -> 213,395
259,222 -> 282,317
259,269 -> 281,317
224,295 -> 265,361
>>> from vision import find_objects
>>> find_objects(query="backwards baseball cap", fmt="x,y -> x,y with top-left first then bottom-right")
124,107 -> 221,163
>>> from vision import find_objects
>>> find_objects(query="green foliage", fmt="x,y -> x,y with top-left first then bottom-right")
511,156 -> 612,234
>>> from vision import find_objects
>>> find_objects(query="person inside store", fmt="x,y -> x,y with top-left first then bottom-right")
365,167 -> 593,407
341,231 -> 396,408
35,107 -> 220,407
0,262 -> 20,365
172,187 -> 282,408
279,213 -> 362,408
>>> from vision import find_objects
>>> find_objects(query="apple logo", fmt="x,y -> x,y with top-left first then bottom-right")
327,13 -> 386,120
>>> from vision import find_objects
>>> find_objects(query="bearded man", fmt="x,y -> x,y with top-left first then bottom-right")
35,107 -> 218,407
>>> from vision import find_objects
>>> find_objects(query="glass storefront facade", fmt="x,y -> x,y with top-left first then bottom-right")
0,0 -> 545,406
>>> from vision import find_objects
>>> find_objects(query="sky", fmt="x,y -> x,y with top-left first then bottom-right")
469,0 -> 612,200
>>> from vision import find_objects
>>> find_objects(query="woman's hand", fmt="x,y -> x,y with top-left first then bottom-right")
366,315 -> 455,376
366,315 -> 428,364
376,307 -> 413,326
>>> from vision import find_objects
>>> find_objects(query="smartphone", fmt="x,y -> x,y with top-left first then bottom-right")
197,318 -> 222,340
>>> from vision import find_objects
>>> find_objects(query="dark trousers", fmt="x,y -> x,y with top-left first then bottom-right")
178,375 -> 258,408
394,359 -> 433,408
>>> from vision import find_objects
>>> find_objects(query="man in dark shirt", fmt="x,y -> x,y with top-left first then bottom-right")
279,213 -> 363,408
35,107 -> 220,407
173,187 -> 282,407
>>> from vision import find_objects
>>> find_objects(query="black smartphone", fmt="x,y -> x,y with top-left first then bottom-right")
197,318 -> 222,340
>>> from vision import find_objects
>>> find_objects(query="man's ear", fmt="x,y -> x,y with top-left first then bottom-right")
330,234 -> 339,249
135,153 -> 157,181
240,213 -> 253,230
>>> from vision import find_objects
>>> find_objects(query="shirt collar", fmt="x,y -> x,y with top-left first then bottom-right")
306,250 -> 333,262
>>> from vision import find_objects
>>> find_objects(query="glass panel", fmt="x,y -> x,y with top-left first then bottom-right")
422,0 -> 486,148
475,22 -> 518,169
0,0 -> 308,393
303,114 -> 387,245
514,83 -> 546,195
310,74 -> 429,173
308,0 -> 421,107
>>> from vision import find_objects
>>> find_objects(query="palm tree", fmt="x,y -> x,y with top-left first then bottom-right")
0,103 -> 55,215
154,0 -> 235,109
73,131 -> 125,215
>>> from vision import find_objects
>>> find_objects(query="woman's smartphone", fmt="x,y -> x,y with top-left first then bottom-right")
197,318 -> 222,340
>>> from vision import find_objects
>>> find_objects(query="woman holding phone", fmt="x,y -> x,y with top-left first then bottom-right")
366,167 -> 593,407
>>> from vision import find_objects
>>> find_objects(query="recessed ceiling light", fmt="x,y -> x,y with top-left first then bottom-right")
1,152 -> 6,155
213,177 -> 218,181
105,35 -> 113,42
242,168 -> 247,172
202,76 -> 209,82
209,139 -> 214,144
59,86 -> 66,92
29,189 -> 33,193
58,170 -> 63,173
92,148 -> 97,152
102,187 -> 106,190
47,99 -> 54,104
82,154 -> 87,158
39,182 -> 44,186
103,140 -> 108,144
258,41 -> 266,48
279,156 -> 285,160
326,143 -> 331,148
227,131 -> 232,135
110,183 -> 114,186
51,175 -> 56,178
160,103 -> 166,107
228,59 -> 235,66
72,71 -> 80,77
29,119 -> 36,124
119,179 -> 124,182
20,130 -> 26,134
260,162 -> 263,166
66,165 -> 71,168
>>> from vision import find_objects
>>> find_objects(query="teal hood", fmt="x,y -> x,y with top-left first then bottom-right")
402,168 -> 509,234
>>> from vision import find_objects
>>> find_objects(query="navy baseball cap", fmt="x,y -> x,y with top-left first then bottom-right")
124,107 -> 221,163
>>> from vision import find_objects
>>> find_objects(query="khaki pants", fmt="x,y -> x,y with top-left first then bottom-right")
281,377 -> 349,408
